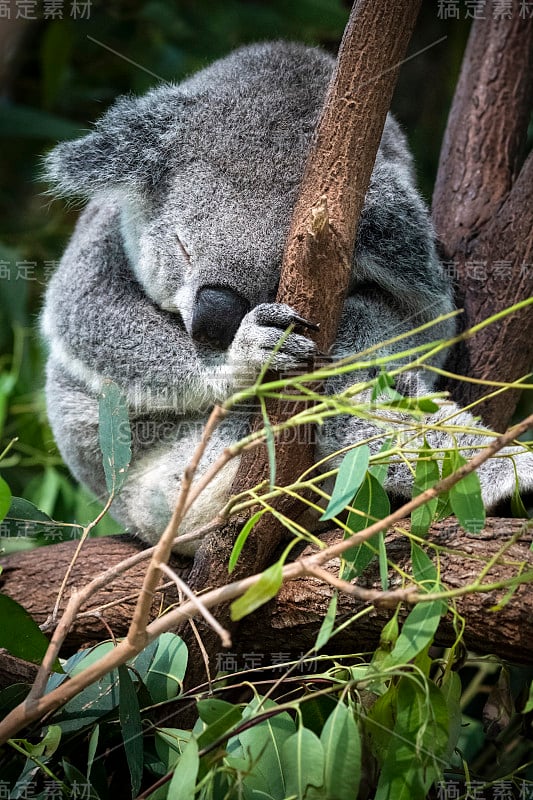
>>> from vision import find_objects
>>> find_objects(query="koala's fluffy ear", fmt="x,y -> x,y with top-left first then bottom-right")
44,85 -> 187,198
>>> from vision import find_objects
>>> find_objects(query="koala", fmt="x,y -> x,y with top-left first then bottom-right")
42,41 -> 533,555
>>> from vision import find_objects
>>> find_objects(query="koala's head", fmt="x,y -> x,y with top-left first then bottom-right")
45,42 -> 334,349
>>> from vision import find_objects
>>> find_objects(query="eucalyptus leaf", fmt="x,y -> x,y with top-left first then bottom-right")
411,443 -> 440,538
62,761 -> 101,799
168,738 -> 199,799
87,724 -> 99,779
0,594 -> 61,670
320,445 -> 369,521
281,726 -> 325,799
320,702 -> 361,800
374,678 -> 449,800
369,437 -> 392,485
98,381 -> 131,495
197,703 -> 242,750
229,510 -> 266,572
118,665 -> 143,797
231,561 -> 283,621
154,727 -> 191,772
49,642 -> 120,733
343,473 -> 390,581
385,596 -> 447,667
2,497 -> 58,542
315,592 -> 338,650
197,698 -> 239,725
371,370 -> 399,402
410,542 -> 438,588
145,632 -> 188,703
441,671 -> 462,760
449,452 -> 485,534
231,697 -> 296,799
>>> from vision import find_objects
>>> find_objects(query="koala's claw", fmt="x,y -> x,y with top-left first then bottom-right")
291,314 -> 320,333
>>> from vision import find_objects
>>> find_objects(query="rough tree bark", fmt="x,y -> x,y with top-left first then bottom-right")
432,0 -> 533,431
179,0 -> 422,689
1,517 -> 532,691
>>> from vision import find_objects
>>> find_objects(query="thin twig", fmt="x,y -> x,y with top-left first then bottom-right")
158,563 -> 232,648
1,413 -> 531,743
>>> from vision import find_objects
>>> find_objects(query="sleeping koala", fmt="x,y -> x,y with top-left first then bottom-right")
42,41 -> 533,554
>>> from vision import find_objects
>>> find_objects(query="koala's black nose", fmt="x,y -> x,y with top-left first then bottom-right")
192,286 -> 250,350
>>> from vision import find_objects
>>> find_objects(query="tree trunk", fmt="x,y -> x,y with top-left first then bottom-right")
180,0 -> 423,691
432,0 -> 533,431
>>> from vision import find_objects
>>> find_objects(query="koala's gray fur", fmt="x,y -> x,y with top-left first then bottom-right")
42,42 -> 533,553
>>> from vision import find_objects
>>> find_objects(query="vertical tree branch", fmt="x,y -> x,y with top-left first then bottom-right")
182,0 -> 422,688
432,1 -> 533,429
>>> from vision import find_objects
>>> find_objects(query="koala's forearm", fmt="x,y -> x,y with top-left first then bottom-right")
42,203 -> 234,412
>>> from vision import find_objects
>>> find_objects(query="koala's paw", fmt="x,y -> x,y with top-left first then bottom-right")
228,303 -> 319,379
477,446 -> 533,510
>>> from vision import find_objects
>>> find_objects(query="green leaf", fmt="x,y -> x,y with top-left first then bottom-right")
231,561 -> 283,621
229,510 -> 266,572
511,484 -> 530,519
48,642 -> 120,733
315,592 -> 338,651
320,445 -> 370,521
386,597 -> 447,667
378,531 -> 388,590
118,665 -> 143,797
155,727 -> 191,772
441,672 -> 462,760
0,475 -> 11,522
230,697 -> 296,798
168,738 -> 199,799
369,438 -> 393,485
145,633 -> 188,703
320,702 -> 361,800
449,452 -> 485,533
0,594 -> 61,669
389,396 -> 439,414
62,760 -> 101,798
366,682 -> 398,758
371,371 -> 401,402
374,678 -> 449,800
436,452 -> 453,520
343,473 -> 390,581
300,695 -> 338,738
87,724 -> 99,779
370,614 -> 400,677
523,680 -> 533,714
197,698 -> 239,726
410,543 -> 438,588
98,381 -> 131,495
197,702 -> 242,750
281,726 -> 325,799
2,497 -> 57,541
411,443 -> 440,538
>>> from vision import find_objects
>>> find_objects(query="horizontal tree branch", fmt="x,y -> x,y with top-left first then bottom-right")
1,517 -> 532,669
